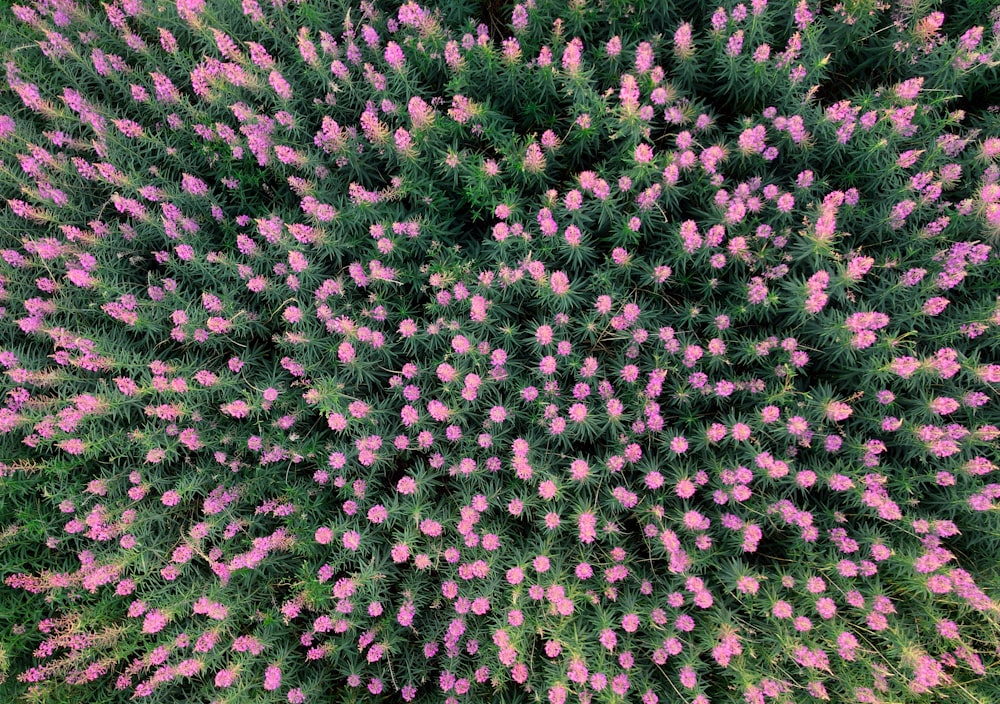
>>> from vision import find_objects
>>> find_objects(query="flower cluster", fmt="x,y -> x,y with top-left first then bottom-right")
1,1 -> 999,703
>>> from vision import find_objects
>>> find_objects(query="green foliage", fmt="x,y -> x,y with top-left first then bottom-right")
1,1 -> 1000,703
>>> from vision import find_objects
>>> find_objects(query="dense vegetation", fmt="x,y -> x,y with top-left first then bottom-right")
1,1 -> 999,702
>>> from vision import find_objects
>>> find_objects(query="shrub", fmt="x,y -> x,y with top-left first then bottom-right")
1,1 -> 999,702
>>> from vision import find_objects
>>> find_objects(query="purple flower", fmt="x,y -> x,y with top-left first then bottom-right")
263,665 -> 282,691
176,0 -> 205,22
674,23 -> 694,59
213,668 -> 236,688
384,41 -> 405,70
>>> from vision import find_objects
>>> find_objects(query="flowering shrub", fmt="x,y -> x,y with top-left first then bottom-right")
1,0 -> 999,702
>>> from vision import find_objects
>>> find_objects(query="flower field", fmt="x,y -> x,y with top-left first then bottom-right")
0,0 -> 999,702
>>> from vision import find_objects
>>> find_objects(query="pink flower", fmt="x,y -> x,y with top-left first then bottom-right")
214,668 -> 236,688
342,530 -> 361,551
142,610 -> 169,634
599,628 -> 617,650
221,400 -> 250,418
269,70 -> 293,100
922,297 -> 950,315
895,76 -> 924,101
384,41 -> 405,70
679,665 -> 697,688
539,356 -> 557,374
930,397 -> 959,415
523,142 -> 546,173
176,0 -> 205,23
674,23 -> 694,59
621,613 -> 640,632
526,468 -> 555,493
577,512 -> 597,543
550,271 -> 570,295
427,399 -> 450,421
511,3 -> 529,30
634,143 -> 654,163
175,658 -> 202,677
675,478 -> 696,498
58,438 -> 85,455
569,459 -> 590,481
561,37 -> 583,74
263,665 -> 282,691
181,173 -> 209,197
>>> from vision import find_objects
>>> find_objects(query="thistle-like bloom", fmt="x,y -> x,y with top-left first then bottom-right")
176,0 -> 205,24
268,70 -> 292,100
561,37 -> 583,75
522,142 -> 546,173
213,669 -> 236,688
384,41 -> 405,70
674,23 -> 694,59
263,665 -> 282,691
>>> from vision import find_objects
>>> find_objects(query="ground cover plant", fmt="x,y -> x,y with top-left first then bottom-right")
0,0 -> 999,702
